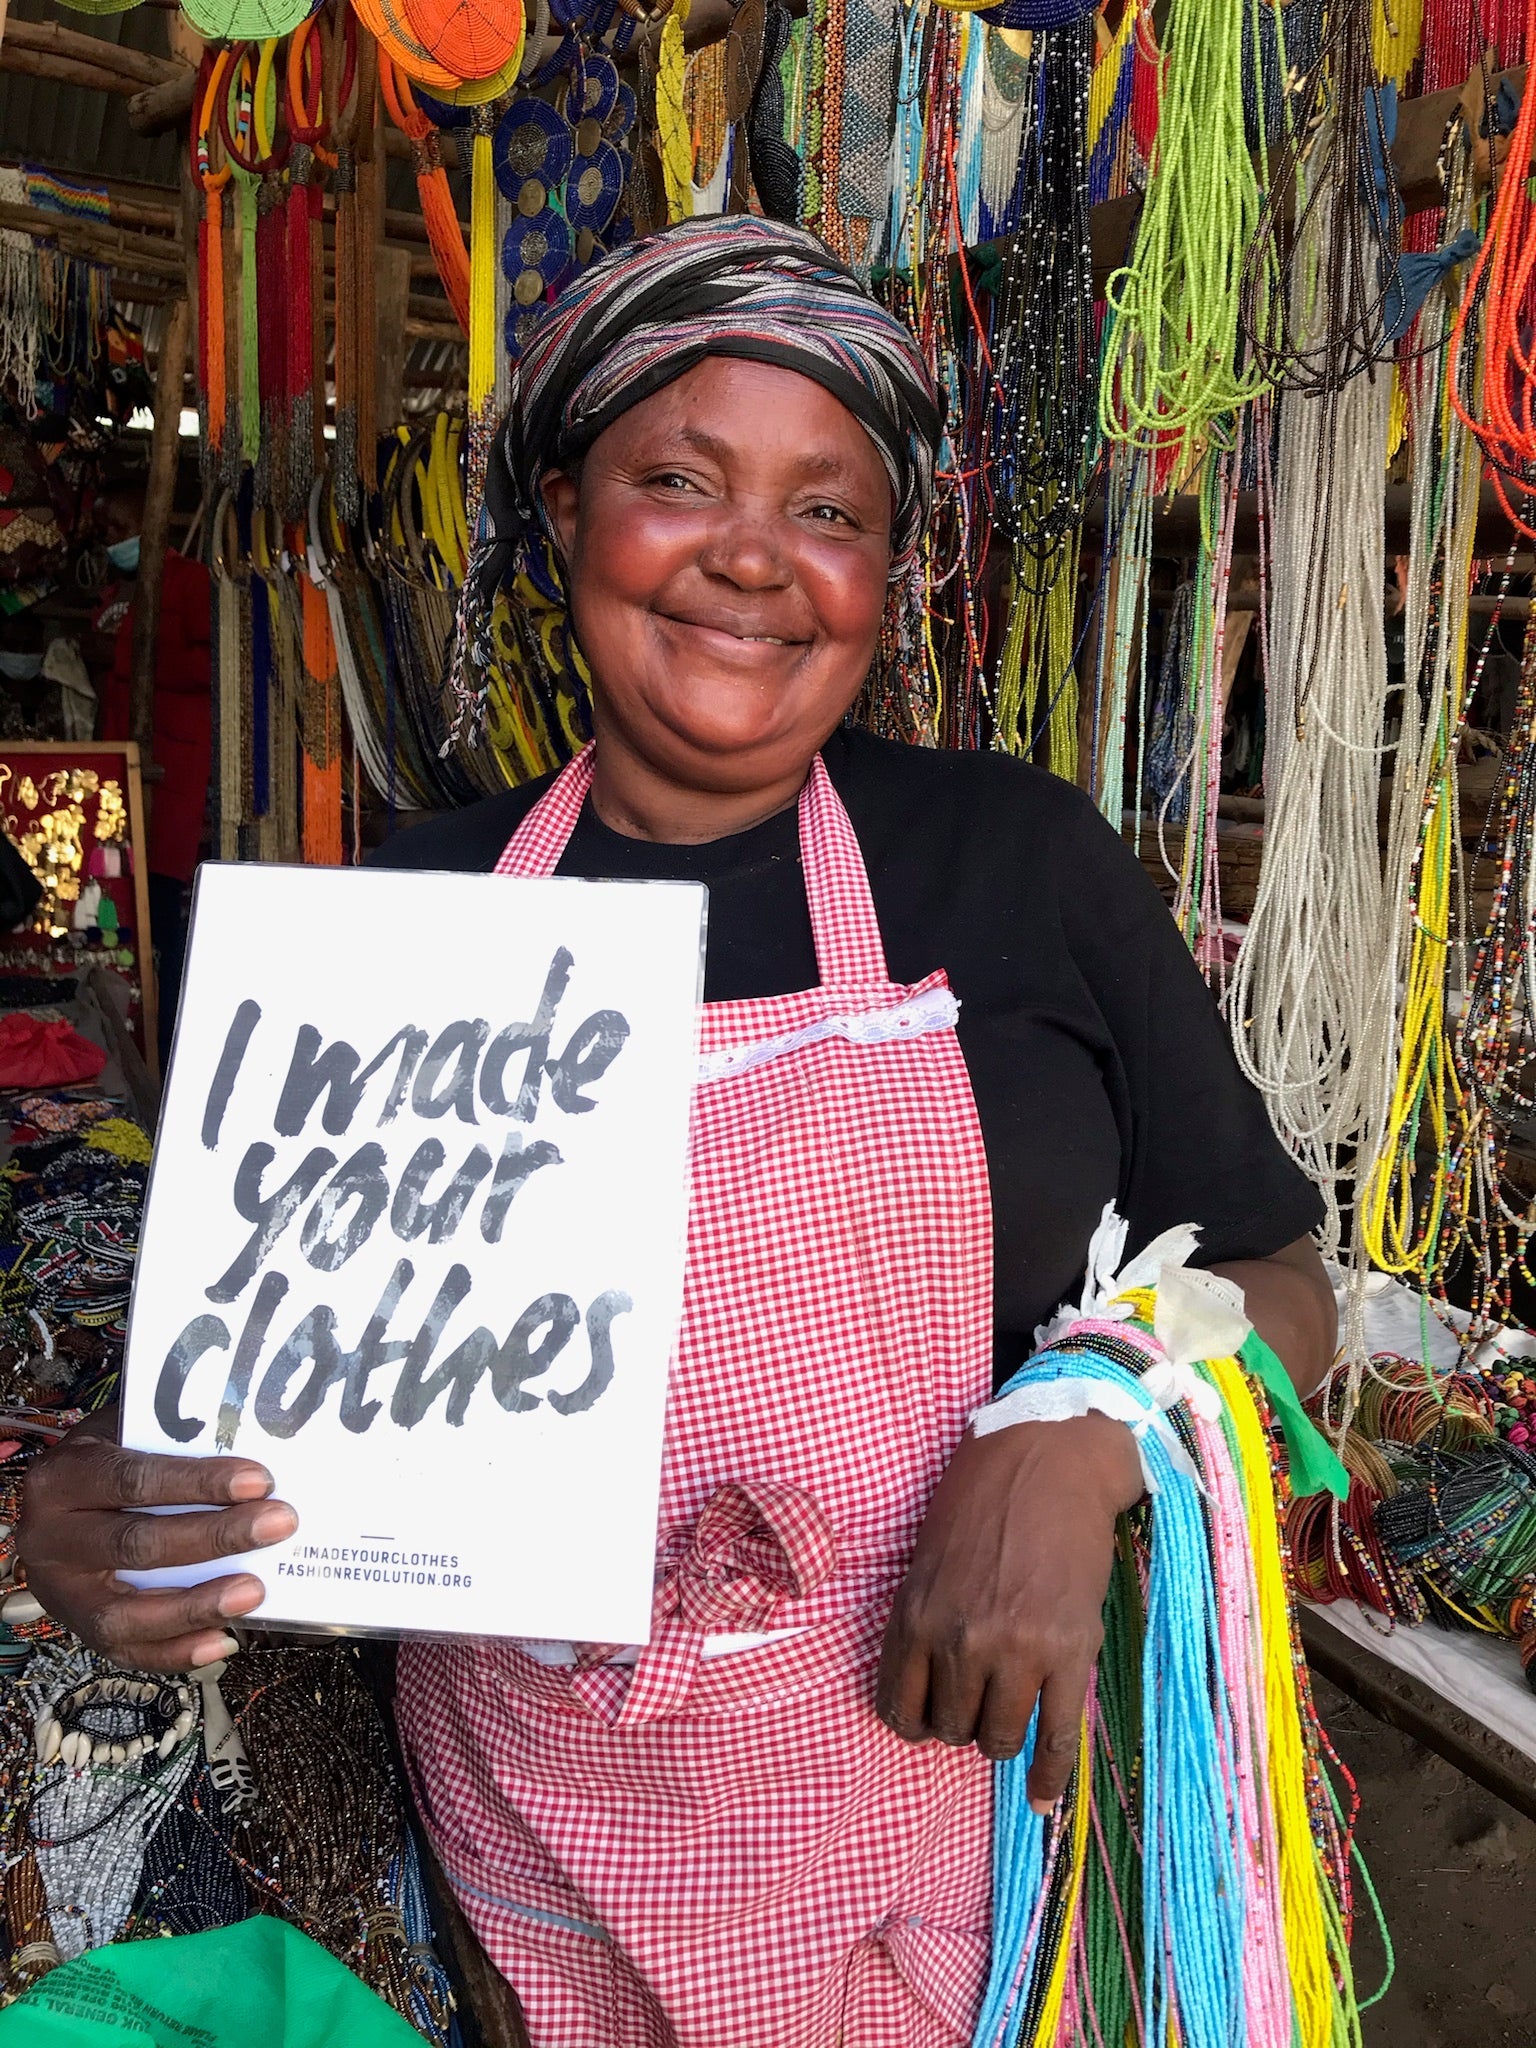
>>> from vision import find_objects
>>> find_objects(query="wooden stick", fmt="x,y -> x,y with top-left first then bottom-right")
0,43 -> 141,99
0,165 -> 181,233
0,199 -> 184,281
403,316 -> 467,344
0,17 -> 181,89
128,294 -> 191,788
126,65 -> 197,138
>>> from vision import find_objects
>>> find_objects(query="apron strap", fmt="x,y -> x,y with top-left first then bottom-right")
495,746 -> 892,989
494,744 -> 595,879
798,755 -> 889,988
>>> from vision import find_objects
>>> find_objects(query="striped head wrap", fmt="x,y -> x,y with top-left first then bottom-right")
451,216 -> 940,737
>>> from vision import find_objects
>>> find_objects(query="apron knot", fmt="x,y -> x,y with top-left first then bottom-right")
659,1479 -> 838,1632
609,1481 -> 837,1727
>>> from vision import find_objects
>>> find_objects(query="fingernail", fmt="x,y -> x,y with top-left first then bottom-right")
1029,1797 -> 1054,1817
248,1504 -> 297,1544
188,1632 -> 240,1668
227,1467 -> 274,1502
215,1576 -> 264,1616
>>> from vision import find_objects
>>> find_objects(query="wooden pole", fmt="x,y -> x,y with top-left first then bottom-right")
127,66 -> 198,138
0,17 -> 181,88
0,44 -> 143,99
0,199 -> 183,280
0,167 -> 181,232
128,295 -> 191,776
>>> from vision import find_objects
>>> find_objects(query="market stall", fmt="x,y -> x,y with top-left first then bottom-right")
0,0 -> 1534,2035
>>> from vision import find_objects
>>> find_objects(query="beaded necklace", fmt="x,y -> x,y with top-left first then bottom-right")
219,49 -> 266,473
1100,0 -> 1279,467
193,51 -> 235,474
975,1271 -> 1369,2048
1359,136 -> 1483,1292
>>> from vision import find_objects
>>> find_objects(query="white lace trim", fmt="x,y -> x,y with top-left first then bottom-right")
971,1377 -> 1204,1496
698,986 -> 960,1083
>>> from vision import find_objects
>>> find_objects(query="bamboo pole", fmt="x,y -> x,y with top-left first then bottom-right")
128,294 -> 192,775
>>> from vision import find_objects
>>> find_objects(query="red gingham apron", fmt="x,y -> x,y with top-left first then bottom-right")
397,746 -> 995,2047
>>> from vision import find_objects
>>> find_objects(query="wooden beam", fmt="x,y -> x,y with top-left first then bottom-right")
0,41 -> 141,99
0,16 -> 181,90
0,198 -> 183,281
404,316 -> 467,344
126,65 -> 197,138
1300,1607 -> 1536,1828
376,244 -> 414,433
0,166 -> 182,233
128,293 -> 190,789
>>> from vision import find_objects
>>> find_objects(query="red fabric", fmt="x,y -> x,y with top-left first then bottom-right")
98,553 -> 213,884
397,749 -> 997,2048
0,1013 -> 106,1086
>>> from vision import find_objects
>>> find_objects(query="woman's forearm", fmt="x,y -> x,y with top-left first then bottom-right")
1210,1234 -> 1337,1399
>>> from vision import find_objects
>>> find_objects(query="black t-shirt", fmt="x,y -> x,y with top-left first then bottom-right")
370,726 -> 1321,1384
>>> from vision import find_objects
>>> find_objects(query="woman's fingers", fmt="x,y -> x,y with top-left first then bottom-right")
44,1499 -> 296,1573
85,1576 -> 264,1674
14,1404 -> 292,1669
874,1618 -> 932,1744
923,1628 -> 991,1747
975,1666 -> 1042,1764
33,1431 -> 275,1512
1025,1663 -> 1093,1813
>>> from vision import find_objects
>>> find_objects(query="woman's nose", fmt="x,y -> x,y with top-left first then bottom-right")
698,512 -> 795,590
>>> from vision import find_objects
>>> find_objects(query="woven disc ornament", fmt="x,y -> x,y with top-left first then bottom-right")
503,204 -> 572,300
506,300 -> 548,357
358,0 -> 522,96
415,86 -> 472,125
353,0 -> 463,91
50,0 -> 140,16
569,48 -> 620,125
566,139 -> 624,234
181,0 -> 313,36
420,44 -> 526,104
494,98 -> 576,207
399,0 -> 525,82
609,80 -> 638,137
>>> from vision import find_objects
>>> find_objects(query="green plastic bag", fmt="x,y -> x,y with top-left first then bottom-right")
0,1919 -> 424,2047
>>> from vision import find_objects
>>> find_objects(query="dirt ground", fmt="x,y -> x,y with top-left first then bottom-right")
1314,1675 -> 1536,2046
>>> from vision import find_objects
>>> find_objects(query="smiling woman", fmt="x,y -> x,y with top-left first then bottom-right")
541,358 -> 895,831
16,216 -> 1336,2048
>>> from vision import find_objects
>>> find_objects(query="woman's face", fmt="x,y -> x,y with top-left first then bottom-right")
541,356 -> 894,797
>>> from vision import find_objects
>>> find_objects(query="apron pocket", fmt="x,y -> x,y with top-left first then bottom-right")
444,1859 -> 676,2048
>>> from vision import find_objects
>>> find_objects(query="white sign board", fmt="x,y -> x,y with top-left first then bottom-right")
121,861 -> 705,1644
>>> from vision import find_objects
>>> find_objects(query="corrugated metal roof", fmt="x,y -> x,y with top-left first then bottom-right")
0,0 -> 180,188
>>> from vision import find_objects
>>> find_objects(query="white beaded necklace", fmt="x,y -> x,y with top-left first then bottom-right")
1229,148 -> 1395,1261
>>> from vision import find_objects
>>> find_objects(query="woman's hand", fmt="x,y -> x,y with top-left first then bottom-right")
876,1415 -> 1142,1811
16,1407 -> 296,1673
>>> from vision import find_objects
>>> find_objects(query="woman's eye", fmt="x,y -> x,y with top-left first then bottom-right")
805,503 -> 856,526
649,471 -> 698,492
